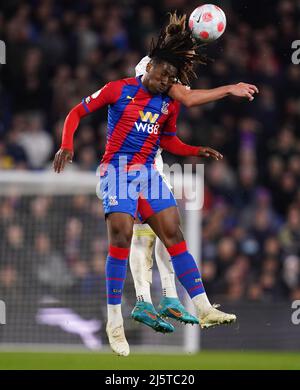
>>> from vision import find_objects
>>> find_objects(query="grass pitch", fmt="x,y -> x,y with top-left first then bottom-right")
0,350 -> 299,370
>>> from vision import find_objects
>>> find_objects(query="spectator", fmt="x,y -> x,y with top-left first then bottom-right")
34,233 -> 73,290
17,114 -> 53,169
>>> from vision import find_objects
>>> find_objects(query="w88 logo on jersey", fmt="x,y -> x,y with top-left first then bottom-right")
134,110 -> 160,134
135,122 -> 160,134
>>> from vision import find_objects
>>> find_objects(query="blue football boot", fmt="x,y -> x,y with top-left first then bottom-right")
131,301 -> 175,333
158,297 -> 199,325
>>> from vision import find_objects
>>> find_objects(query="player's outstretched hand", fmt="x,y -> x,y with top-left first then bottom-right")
53,149 -> 74,173
198,147 -> 223,161
229,82 -> 259,101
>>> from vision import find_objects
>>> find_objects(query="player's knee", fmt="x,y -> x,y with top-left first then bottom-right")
109,223 -> 133,247
164,224 -> 181,239
162,225 -> 184,247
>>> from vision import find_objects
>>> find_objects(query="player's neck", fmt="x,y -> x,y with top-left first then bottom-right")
140,75 -> 156,95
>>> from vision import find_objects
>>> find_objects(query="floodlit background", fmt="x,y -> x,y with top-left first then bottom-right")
0,0 -> 300,369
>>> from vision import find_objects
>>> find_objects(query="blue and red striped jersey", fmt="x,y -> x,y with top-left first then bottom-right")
81,77 -> 180,168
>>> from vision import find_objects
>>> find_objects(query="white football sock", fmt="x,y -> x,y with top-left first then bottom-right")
129,224 -> 156,304
155,238 -> 178,298
107,304 -> 123,328
192,292 -> 212,315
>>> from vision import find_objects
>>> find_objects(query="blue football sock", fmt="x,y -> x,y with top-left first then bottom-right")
167,241 -> 205,298
106,245 -> 129,305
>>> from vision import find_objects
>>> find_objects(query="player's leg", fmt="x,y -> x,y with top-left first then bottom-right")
146,205 -> 236,328
150,158 -> 199,324
129,223 -> 174,333
105,212 -> 134,356
146,206 -> 211,311
139,169 -> 211,316
130,223 -> 156,304
154,237 -> 177,298
155,238 -> 199,325
100,162 -> 140,356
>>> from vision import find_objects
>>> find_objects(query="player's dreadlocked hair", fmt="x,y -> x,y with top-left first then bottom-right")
148,12 -> 205,85
165,12 -> 186,36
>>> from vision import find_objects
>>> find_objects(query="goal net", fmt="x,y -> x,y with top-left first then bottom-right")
0,169 -> 202,353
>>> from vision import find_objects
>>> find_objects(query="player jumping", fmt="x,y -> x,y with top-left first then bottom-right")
129,12 -> 258,333
54,25 -> 241,356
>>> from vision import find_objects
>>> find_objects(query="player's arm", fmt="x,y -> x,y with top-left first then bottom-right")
160,135 -> 223,160
53,103 -> 86,173
160,101 -> 222,160
53,82 -> 120,173
168,82 -> 259,107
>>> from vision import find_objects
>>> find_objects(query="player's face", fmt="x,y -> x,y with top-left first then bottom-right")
146,62 -> 178,94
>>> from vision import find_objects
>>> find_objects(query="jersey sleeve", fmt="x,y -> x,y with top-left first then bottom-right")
160,101 -> 180,137
160,135 -> 200,156
61,80 -> 123,151
61,103 -> 87,151
81,80 -> 123,113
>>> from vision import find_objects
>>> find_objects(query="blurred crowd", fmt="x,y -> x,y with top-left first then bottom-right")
1,0 -> 300,303
0,194 -> 110,300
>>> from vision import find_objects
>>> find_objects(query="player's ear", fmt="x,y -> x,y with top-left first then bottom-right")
146,62 -> 153,73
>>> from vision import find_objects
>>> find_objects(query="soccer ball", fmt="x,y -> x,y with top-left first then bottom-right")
189,4 -> 226,42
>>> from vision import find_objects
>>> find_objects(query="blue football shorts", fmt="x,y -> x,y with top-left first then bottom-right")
99,163 -> 177,221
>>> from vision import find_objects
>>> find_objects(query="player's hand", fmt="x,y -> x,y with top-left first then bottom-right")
229,82 -> 259,101
53,148 -> 74,173
198,147 -> 223,160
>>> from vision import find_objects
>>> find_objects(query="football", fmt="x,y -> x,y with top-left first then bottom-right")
189,4 -> 227,42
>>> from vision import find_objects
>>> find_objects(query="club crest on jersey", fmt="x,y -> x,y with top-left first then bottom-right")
161,102 -> 169,115
85,96 -> 91,104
